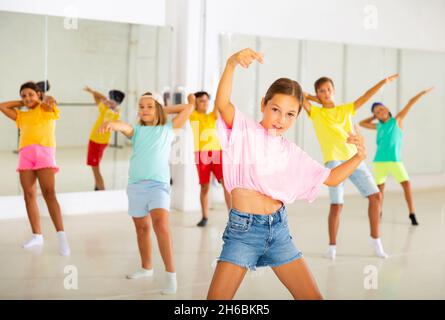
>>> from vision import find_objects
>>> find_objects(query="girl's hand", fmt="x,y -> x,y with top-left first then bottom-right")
384,74 -> 399,84
84,86 -> 93,93
227,48 -> 264,69
98,121 -> 115,134
423,86 -> 435,95
347,125 -> 367,160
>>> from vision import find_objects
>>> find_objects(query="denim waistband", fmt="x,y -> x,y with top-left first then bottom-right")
230,205 -> 287,225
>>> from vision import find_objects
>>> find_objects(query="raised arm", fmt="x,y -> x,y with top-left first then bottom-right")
84,86 -> 107,105
98,120 -> 134,139
0,100 -> 22,121
354,74 -> 399,110
302,92 -> 316,115
396,87 -> 434,127
324,126 -> 367,186
216,48 -> 264,127
171,94 -> 196,129
359,115 -> 377,130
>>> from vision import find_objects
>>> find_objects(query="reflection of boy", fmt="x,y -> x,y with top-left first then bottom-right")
84,87 -> 125,190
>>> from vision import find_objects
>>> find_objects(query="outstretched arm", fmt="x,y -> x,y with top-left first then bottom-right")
354,74 -> 399,110
0,100 -> 22,121
359,115 -> 377,130
216,48 -> 264,127
396,87 -> 434,127
98,120 -> 134,139
84,86 -> 107,105
324,126 -> 367,186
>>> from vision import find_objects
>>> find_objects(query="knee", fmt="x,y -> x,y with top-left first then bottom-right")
41,188 -> 57,201
23,189 -> 37,201
153,220 -> 170,236
135,223 -> 150,235
201,184 -> 210,194
369,192 -> 382,203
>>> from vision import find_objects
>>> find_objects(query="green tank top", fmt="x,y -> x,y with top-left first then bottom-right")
374,117 -> 403,162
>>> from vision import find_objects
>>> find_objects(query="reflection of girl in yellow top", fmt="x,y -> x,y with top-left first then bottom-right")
84,87 -> 124,191
0,81 -> 70,256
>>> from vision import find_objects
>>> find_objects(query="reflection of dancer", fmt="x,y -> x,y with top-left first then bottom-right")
207,48 -> 367,300
99,92 -> 195,295
0,82 -> 70,255
304,74 -> 399,260
359,87 -> 434,226
84,86 -> 124,190
188,91 -> 231,227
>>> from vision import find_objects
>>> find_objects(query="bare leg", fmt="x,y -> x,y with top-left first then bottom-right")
368,192 -> 382,239
200,183 -> 210,219
36,169 -> 64,231
400,181 -> 415,214
132,216 -> 153,270
19,170 -> 41,234
328,204 -> 343,245
91,166 -> 105,190
207,261 -> 247,300
150,208 -> 175,272
272,258 -> 323,300
378,183 -> 385,218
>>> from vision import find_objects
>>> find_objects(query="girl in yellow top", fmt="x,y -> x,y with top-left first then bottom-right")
0,82 -> 70,256
84,87 -> 124,191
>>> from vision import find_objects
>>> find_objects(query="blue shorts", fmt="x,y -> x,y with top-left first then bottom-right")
126,180 -> 171,217
218,206 -> 303,270
325,160 -> 379,204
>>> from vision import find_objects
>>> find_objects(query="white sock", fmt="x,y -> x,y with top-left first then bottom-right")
22,234 -> 44,248
57,231 -> 71,256
369,237 -> 388,259
161,271 -> 177,295
324,245 -> 336,260
126,268 -> 154,279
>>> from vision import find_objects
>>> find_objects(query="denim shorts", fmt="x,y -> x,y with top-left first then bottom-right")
325,160 -> 379,204
218,206 -> 303,270
126,180 -> 171,217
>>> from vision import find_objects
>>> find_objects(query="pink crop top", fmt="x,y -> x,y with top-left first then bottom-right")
217,107 -> 331,204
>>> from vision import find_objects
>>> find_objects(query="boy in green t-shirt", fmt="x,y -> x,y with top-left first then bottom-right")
303,74 -> 399,260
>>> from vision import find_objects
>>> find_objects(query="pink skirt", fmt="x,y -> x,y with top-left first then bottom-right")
17,144 -> 59,173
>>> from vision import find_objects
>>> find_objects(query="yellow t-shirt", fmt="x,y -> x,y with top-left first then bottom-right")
16,103 -> 60,149
89,102 -> 120,144
189,110 -> 221,152
309,102 -> 357,163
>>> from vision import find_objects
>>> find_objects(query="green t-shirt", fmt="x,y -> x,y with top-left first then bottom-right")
128,122 -> 175,184
374,117 -> 403,162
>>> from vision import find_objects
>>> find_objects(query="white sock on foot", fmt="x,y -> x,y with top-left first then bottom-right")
57,231 -> 71,256
22,234 -> 44,248
161,271 -> 177,295
126,268 -> 154,279
369,237 -> 388,259
324,245 -> 336,260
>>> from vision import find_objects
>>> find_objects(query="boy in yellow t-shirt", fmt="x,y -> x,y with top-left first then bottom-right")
84,87 -> 124,190
303,74 -> 399,260
189,92 -> 231,227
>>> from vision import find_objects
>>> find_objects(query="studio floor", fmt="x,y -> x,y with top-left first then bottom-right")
0,187 -> 444,300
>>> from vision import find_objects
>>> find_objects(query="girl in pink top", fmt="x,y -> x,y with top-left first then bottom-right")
207,48 -> 368,300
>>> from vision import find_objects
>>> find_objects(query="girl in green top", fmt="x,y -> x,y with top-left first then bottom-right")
99,92 -> 195,295
359,87 -> 434,226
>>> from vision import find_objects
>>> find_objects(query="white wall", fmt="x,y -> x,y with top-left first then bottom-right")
0,0 -> 165,26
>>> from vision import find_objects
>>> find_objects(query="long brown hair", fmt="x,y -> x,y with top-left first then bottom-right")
264,78 -> 303,115
139,91 -> 167,126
